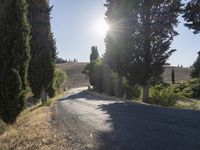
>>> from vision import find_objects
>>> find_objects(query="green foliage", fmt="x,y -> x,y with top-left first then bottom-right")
171,69 -> 175,84
0,0 -> 30,124
183,0 -> 200,34
149,79 -> 200,107
123,79 -> 141,99
104,0 -> 131,97
175,79 -> 200,98
28,0 -> 56,103
93,60 -> 103,93
191,52 -> 200,78
149,85 -> 178,106
83,46 -> 100,88
48,69 -> 67,98
85,56 -> 141,99
54,70 -> 67,90
1,69 -> 24,124
104,0 -> 181,102
127,0 -> 180,85
90,46 -> 99,62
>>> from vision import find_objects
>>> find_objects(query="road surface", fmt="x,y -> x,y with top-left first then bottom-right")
53,88 -> 200,150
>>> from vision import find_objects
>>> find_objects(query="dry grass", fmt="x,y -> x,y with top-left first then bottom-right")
56,63 -> 191,87
56,63 -> 89,88
0,93 -> 69,150
175,99 -> 200,110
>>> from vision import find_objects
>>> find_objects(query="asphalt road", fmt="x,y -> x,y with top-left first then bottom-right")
54,88 -> 200,150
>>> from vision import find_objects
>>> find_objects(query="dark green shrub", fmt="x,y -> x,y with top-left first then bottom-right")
123,79 -> 141,99
149,85 -> 178,106
1,69 -> 24,124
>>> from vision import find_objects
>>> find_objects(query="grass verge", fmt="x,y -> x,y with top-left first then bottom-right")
175,99 -> 200,110
0,92 -> 69,150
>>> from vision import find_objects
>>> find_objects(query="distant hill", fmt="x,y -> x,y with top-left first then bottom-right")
163,66 -> 191,83
56,63 -> 192,88
56,63 -> 89,88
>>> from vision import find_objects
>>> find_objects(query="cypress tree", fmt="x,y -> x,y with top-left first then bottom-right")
191,51 -> 200,78
104,0 -> 132,98
172,68 -> 175,84
183,1 -> 200,78
0,0 -> 30,124
90,46 -> 99,62
28,0 -> 56,105
126,0 -> 181,103
84,46 -> 99,87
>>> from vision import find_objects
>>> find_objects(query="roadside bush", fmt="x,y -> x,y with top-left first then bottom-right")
188,79 -> 200,98
48,69 -> 67,97
149,84 -> 178,106
84,58 -> 143,100
54,69 -> 67,90
174,79 -> 200,98
123,79 -> 141,99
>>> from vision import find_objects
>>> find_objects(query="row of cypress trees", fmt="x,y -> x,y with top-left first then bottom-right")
0,0 -> 56,124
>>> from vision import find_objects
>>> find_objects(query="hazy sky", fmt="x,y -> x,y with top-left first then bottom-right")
50,0 -> 200,67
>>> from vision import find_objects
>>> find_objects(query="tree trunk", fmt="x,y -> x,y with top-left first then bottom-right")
40,87 -> 47,105
117,75 -> 123,98
143,85 -> 149,103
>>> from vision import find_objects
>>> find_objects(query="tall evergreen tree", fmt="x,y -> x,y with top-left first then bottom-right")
191,51 -> 200,78
172,68 -> 175,84
90,46 -> 99,62
183,0 -> 200,34
28,0 -> 56,105
84,46 -> 99,87
0,0 -> 30,124
104,0 -> 132,98
183,0 -> 200,78
126,0 -> 181,103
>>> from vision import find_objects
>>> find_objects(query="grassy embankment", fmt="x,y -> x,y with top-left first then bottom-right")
0,92 -> 68,150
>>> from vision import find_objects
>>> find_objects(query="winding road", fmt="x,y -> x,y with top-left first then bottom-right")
53,88 -> 200,150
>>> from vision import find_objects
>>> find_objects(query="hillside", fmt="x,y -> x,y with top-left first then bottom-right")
163,66 -> 191,83
56,63 -> 192,88
56,63 -> 89,88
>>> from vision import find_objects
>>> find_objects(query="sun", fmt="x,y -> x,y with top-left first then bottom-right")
94,19 -> 110,36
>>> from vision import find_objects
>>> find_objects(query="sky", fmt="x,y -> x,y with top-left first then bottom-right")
50,0 -> 200,67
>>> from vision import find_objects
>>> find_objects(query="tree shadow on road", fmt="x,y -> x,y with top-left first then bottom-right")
59,90 -> 114,101
97,102 -> 200,150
